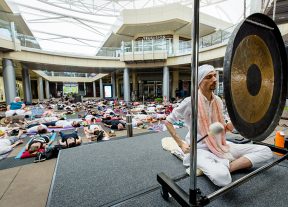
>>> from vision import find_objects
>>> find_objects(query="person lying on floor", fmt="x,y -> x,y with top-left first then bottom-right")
25,116 -> 59,126
45,120 -> 81,128
132,114 -> 158,123
33,130 -> 83,162
154,113 -> 167,120
101,113 -> 121,121
24,134 -> 52,157
131,118 -> 145,128
24,124 -> 48,134
0,130 -> 24,160
103,119 -> 126,130
58,130 -> 82,148
83,125 -> 110,142
82,114 -> 101,125
26,110 -> 66,125
27,120 -> 80,129
41,109 -> 55,117
0,127 -> 22,138
4,115 -> 26,125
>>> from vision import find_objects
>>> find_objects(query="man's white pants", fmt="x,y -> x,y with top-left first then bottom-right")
5,110 -> 31,117
183,143 -> 273,187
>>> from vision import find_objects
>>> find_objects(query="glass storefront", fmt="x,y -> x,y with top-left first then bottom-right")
123,38 -> 173,55
142,81 -> 162,98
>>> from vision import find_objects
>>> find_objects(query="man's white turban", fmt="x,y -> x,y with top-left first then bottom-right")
198,64 -> 215,86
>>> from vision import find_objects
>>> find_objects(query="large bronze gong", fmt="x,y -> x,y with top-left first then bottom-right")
224,13 -> 288,141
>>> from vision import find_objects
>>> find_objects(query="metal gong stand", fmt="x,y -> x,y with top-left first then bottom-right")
157,1 -> 288,207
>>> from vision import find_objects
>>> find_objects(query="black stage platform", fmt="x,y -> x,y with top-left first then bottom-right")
47,128 -> 288,207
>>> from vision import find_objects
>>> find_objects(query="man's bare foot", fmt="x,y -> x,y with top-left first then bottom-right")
14,123 -> 21,127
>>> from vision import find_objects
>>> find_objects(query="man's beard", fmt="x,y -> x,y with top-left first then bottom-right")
210,84 -> 216,91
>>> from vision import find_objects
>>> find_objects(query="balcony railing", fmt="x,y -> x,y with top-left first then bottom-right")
200,24 -> 236,48
96,47 -> 121,57
17,33 -> 41,49
44,71 -> 89,77
178,24 -> 236,55
0,17 -> 236,58
122,39 -> 173,56
121,24 -> 236,57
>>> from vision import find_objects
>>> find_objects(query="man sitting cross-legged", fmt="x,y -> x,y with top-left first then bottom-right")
165,64 -> 273,186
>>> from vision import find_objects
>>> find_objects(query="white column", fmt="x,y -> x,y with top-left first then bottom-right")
111,72 -> 116,98
163,66 -> 170,102
2,59 -> 17,104
45,80 -> 50,99
132,70 -> 137,93
93,81 -> 96,97
37,77 -> 44,101
21,65 -> 32,104
123,68 -> 130,102
172,70 -> 179,98
116,77 -> 120,98
99,78 -> 103,99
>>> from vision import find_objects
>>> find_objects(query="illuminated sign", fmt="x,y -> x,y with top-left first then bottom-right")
63,83 -> 78,94
104,85 -> 112,98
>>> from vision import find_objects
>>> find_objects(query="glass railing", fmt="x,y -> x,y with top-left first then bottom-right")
121,24 -> 235,57
177,24 -> 236,55
178,40 -> 192,55
17,33 -> 41,49
199,25 -> 236,48
7,21 -> 236,58
43,71 -> 89,77
17,33 -> 121,57
0,19 -> 12,40
96,47 -> 121,57
122,38 -> 173,56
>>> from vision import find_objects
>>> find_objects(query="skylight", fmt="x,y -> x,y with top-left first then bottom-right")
6,0 -> 251,56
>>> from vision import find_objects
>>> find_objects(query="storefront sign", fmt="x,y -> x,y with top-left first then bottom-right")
136,34 -> 173,41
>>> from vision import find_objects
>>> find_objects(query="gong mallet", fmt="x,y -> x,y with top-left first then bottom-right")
197,122 -> 225,144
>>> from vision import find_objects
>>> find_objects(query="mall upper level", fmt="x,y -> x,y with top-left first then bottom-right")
0,3 -> 234,70
0,2 -> 288,71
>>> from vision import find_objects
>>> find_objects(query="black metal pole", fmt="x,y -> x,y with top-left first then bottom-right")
157,173 -> 190,207
199,152 -> 288,205
190,0 -> 200,205
253,141 -> 288,154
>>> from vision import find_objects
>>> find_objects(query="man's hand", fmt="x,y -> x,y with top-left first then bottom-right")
225,122 -> 234,132
180,142 -> 190,154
